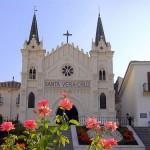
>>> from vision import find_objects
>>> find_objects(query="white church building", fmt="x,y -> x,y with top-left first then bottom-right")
0,12 -> 116,124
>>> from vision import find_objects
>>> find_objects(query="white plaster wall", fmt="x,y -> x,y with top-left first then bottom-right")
0,89 -> 20,120
121,68 -> 137,119
134,65 -> 150,126
20,40 -> 116,121
120,63 -> 150,127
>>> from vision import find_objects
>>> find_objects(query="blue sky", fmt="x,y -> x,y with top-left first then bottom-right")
0,0 -> 150,82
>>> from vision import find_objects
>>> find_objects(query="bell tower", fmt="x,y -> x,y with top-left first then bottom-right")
19,11 -> 46,122
90,13 -> 116,118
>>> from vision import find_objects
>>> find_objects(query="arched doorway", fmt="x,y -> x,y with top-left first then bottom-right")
56,105 -> 78,121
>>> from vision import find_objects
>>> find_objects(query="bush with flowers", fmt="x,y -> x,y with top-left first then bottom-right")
84,117 -> 118,149
117,126 -> 138,145
0,93 -> 118,150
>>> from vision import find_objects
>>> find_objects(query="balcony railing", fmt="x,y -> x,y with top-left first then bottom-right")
16,98 -> 20,105
143,83 -> 150,94
0,97 -> 3,104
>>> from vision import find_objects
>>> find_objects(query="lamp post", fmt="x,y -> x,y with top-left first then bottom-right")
126,113 -> 134,126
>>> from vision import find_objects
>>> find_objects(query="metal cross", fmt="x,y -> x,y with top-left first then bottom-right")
34,6 -> 37,14
63,30 -> 72,43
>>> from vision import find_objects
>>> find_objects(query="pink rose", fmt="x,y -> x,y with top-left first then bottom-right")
24,120 -> 36,130
85,117 -> 100,129
38,107 -> 52,117
99,138 -> 112,149
107,138 -> 118,145
0,122 -> 15,132
104,121 -> 118,131
59,98 -> 73,110
38,99 -> 49,107
61,93 -> 67,98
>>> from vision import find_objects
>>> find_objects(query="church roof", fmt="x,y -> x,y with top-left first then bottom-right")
95,13 -> 106,46
0,81 -> 21,89
27,13 -> 40,45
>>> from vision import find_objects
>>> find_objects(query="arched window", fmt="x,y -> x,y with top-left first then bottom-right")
103,70 -> 106,80
16,94 -> 20,104
29,67 -> 36,79
0,93 -> 2,103
99,69 -> 106,81
28,92 -> 35,108
100,93 -> 106,109
33,69 -> 36,79
99,70 -> 102,80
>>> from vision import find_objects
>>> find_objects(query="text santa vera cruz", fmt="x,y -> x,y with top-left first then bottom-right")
44,80 -> 90,88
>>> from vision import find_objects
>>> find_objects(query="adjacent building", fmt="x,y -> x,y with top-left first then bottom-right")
119,61 -> 150,127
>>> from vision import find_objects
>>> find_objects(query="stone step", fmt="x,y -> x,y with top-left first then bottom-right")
51,128 -> 74,150
133,127 -> 150,150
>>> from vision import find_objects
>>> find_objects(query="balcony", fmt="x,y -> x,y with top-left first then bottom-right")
143,83 -> 150,94
16,98 -> 20,106
0,97 -> 3,104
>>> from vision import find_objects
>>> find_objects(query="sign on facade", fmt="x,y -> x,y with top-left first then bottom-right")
140,113 -> 147,118
44,80 -> 90,88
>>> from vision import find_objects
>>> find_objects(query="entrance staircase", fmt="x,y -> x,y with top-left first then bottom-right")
52,127 -> 74,150
133,127 -> 150,150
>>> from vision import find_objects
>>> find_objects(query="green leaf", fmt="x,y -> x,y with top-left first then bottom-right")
18,135 -> 26,139
53,138 -> 59,145
47,135 -> 52,141
31,133 -> 37,138
37,119 -> 41,124
60,122 -> 69,130
44,122 -> 49,129
60,136 -> 69,147
57,130 -> 61,136
55,115 -> 61,123
23,130 -> 29,135
39,138 -> 48,149
50,126 -> 58,133
69,119 -> 79,125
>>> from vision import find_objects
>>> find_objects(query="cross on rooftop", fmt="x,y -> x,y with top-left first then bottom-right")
33,6 -> 37,14
63,30 -> 72,43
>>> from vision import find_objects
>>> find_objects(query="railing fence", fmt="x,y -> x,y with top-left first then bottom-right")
79,116 -> 128,126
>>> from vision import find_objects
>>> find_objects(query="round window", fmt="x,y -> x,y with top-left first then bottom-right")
62,65 -> 74,77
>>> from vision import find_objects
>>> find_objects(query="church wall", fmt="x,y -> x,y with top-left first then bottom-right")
44,89 -> 90,116
45,44 -> 90,72
0,88 -> 20,120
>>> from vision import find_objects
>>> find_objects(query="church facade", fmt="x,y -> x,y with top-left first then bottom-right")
0,13 -> 116,123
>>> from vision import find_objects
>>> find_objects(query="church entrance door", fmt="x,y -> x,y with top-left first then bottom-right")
56,105 -> 78,122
